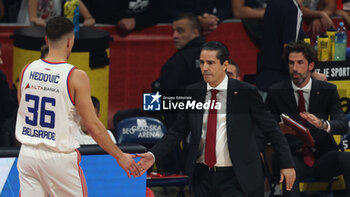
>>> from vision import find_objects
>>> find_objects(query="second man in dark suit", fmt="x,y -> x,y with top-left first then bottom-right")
266,40 -> 350,196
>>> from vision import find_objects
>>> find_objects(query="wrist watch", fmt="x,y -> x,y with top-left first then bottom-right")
319,119 -> 328,130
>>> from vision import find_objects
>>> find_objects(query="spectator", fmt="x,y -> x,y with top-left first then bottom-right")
266,40 -> 350,196
152,12 -> 204,92
168,0 -> 232,35
232,0 -> 334,46
226,59 -> 240,80
82,0 -> 164,33
114,12 -> 205,129
303,0 -> 350,37
256,0 -> 327,94
76,96 -> 116,145
17,0 -> 95,26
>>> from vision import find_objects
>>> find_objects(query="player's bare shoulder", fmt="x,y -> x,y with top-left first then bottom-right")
69,68 -> 90,99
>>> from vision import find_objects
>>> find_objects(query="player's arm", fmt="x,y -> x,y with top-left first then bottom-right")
231,0 -> 265,19
28,0 -> 46,26
70,69 -> 142,177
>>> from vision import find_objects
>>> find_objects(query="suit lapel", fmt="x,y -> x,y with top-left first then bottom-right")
283,81 -> 300,115
308,79 -> 321,114
226,79 -> 238,139
194,82 -> 207,140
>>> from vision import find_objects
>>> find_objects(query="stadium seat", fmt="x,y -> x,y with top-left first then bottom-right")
115,116 -> 165,149
339,113 -> 350,151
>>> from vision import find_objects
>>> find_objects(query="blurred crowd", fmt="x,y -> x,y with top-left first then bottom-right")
0,0 -> 349,37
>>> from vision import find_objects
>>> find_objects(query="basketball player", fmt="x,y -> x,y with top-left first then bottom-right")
15,16 -> 142,197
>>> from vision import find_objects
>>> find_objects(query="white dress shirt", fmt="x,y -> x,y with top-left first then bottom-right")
197,75 -> 233,167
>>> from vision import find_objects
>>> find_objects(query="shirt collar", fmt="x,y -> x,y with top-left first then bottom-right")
291,78 -> 312,93
207,75 -> 228,91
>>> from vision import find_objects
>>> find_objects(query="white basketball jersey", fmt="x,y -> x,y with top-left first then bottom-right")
16,59 -> 81,152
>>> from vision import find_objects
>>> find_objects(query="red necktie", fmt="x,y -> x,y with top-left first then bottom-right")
297,90 -> 315,167
205,89 -> 218,168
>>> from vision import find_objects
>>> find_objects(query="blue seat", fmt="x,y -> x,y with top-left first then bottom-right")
115,116 -> 166,149
340,113 -> 350,151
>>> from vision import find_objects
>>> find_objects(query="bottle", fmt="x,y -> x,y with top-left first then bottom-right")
317,34 -> 329,62
64,0 -> 80,38
304,35 -> 311,45
314,35 -> 319,54
334,22 -> 347,61
326,27 -> 336,61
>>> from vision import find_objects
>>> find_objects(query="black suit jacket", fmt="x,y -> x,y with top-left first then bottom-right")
150,78 -> 294,195
266,79 -> 348,157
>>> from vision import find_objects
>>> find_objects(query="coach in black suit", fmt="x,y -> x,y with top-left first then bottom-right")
137,41 -> 295,197
266,41 -> 350,196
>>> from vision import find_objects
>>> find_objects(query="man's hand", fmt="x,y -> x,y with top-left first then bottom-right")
319,11 -> 334,31
83,17 -> 95,26
280,168 -> 296,191
311,72 -> 327,82
117,18 -> 136,32
31,17 -> 46,26
116,153 -> 142,178
279,122 -> 296,135
307,19 -> 322,39
198,13 -> 219,35
300,112 -> 324,129
136,152 -> 155,175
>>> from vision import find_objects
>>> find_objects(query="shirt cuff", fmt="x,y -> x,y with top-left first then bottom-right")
325,120 -> 331,132
148,151 -> 155,161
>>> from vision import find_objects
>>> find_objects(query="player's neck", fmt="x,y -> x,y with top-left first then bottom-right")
44,50 -> 67,62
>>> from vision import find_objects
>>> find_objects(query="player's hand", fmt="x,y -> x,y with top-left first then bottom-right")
299,112 -> 323,129
135,152 -> 155,175
280,168 -> 296,191
116,153 -> 142,178
279,122 -> 296,135
117,18 -> 136,32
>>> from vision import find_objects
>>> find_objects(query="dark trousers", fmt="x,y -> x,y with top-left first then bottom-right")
192,164 -> 264,197
283,150 -> 350,196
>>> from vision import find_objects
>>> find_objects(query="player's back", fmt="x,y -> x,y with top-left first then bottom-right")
16,59 -> 80,152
